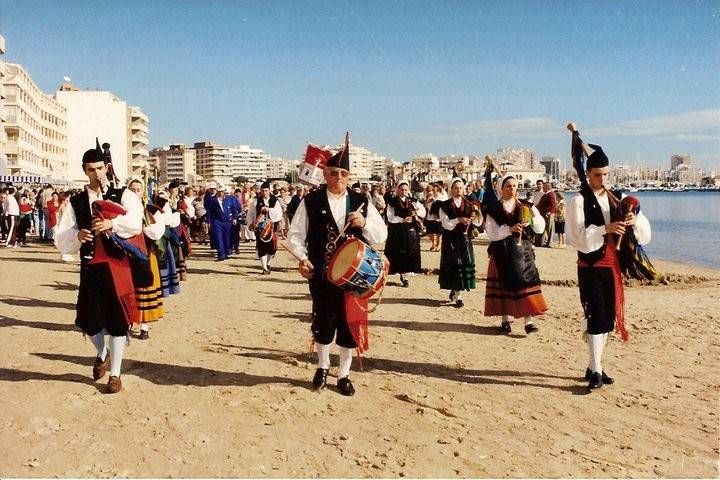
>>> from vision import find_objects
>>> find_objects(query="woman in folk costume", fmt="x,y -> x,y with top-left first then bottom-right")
246,180 -> 283,274
424,184 -> 444,252
127,179 -> 165,340
287,132 -> 387,396
385,181 -> 426,287
565,123 -> 652,390
438,178 -> 481,308
54,140 -> 144,393
154,189 -> 182,297
167,180 -> 191,281
482,163 -> 548,335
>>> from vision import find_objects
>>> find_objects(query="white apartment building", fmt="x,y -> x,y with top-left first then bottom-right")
193,141 -> 232,187
336,144 -> 387,181
228,145 -> 269,182
55,85 -> 129,184
266,156 -> 296,180
128,106 -> 149,174
150,144 -> 196,184
0,35 -> 7,175
3,63 -> 68,180
540,156 -> 561,182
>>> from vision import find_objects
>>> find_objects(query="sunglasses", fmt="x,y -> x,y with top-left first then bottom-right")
327,169 -> 349,178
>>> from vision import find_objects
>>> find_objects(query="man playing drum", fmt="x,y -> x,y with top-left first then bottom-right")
287,133 -> 387,396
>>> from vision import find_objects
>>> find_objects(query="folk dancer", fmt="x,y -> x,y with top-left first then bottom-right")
482,167 -> 548,334
424,183 -> 445,252
246,181 -> 282,274
385,181 -> 425,287
54,140 -> 144,393
127,179 -> 166,340
438,178 -> 480,308
287,133 -> 387,396
565,124 -> 652,390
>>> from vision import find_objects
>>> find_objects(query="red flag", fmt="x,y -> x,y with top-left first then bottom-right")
304,144 -> 333,168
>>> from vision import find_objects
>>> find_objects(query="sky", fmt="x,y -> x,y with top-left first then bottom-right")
1,0 -> 718,169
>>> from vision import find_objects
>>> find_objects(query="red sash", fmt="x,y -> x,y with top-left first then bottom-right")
344,294 -> 369,354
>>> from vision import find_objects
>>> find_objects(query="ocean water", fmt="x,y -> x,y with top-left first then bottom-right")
564,191 -> 720,269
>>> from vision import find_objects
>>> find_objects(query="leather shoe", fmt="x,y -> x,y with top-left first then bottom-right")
337,377 -> 355,396
584,368 -> 614,385
455,299 -> 464,308
92,352 -> 110,381
312,368 -> 329,390
449,290 -> 457,301
139,330 -> 149,340
401,278 -> 409,288
107,375 -> 122,394
588,371 -> 603,390
524,323 -> 539,334
500,321 -> 511,333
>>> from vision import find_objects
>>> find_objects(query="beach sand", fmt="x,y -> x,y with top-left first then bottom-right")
1,239 -> 718,478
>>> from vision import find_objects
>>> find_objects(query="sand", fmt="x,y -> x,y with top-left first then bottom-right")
0,238 -> 718,478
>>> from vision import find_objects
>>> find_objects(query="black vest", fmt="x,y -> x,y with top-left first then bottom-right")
304,187 -> 369,278
256,195 -> 279,222
439,197 -> 473,235
70,187 -> 125,264
389,196 -> 414,218
578,186 -> 618,266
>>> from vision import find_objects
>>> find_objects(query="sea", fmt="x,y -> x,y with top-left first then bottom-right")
563,191 -> 720,269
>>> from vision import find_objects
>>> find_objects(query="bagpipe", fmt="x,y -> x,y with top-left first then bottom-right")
567,123 -> 659,281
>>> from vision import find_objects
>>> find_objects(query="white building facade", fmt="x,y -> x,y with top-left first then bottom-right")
128,106 -> 149,174
193,141 -> 232,187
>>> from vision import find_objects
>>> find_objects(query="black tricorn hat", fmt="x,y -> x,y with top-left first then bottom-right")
351,181 -> 361,189
587,144 -> 609,169
168,179 -> 180,189
326,132 -> 350,171
260,180 -> 271,189
82,138 -> 105,165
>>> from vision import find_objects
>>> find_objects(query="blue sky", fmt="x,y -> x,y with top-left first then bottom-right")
1,0 -> 718,169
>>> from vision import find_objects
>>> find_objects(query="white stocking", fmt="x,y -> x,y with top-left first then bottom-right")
502,314 -> 511,324
260,255 -> 268,270
338,347 -> 354,379
90,331 -> 107,360
108,335 -> 126,377
587,334 -> 605,374
140,322 -> 149,332
316,342 -> 331,370
524,316 -> 534,326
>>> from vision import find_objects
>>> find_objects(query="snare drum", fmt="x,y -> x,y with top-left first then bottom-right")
327,237 -> 389,299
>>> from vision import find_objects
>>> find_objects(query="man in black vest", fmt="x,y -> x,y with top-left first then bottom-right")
287,133 -> 387,396
54,140 -> 144,394
566,131 -> 651,390
247,180 -> 282,274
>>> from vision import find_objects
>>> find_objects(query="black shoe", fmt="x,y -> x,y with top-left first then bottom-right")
500,321 -> 511,333
449,290 -> 457,301
455,299 -> 464,308
262,268 -> 270,275
401,278 -> 409,288
139,330 -> 149,340
234,249 -> 240,255
588,371 -> 603,390
337,377 -> 355,396
584,368 -> 614,385
312,368 -> 329,390
524,323 -> 538,334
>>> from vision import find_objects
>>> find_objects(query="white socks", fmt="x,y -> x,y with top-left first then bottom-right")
90,331 -> 107,360
140,323 -> 149,332
316,343 -> 354,379
455,291 -> 463,301
524,316 -> 534,326
338,347 -> 354,379
587,333 -> 608,373
502,314 -> 510,324
316,342 -> 331,369
260,255 -> 268,270
108,335 -> 126,377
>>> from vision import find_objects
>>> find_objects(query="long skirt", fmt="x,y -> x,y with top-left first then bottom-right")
438,230 -> 476,291
385,223 -> 421,274
135,248 -> 164,323
159,241 -> 181,297
484,238 -> 547,318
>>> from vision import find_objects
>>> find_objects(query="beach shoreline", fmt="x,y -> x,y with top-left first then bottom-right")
1,240 -> 718,478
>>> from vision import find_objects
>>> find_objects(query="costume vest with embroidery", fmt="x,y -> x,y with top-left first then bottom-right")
578,186 -> 618,266
70,187 -> 125,265
304,187 -> 368,279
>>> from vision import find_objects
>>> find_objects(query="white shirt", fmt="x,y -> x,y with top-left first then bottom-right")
54,188 -> 143,255
183,196 -> 196,219
386,196 -> 426,224
566,191 -> 651,254
484,198 -> 545,241
439,196 -> 481,231
246,196 -> 283,225
3,194 -> 19,216
287,189 -> 388,261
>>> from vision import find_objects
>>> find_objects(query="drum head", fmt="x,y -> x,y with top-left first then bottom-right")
328,239 -> 362,283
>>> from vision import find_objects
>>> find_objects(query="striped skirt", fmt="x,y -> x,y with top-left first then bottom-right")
484,258 -> 547,318
135,248 -> 164,323
160,241 -> 181,297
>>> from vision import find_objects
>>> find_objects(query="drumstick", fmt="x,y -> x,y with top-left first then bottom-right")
280,240 -> 305,262
337,204 -> 365,238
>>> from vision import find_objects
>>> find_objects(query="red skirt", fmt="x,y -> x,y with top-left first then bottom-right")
484,258 -> 548,318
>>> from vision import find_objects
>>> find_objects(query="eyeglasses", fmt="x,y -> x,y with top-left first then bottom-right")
328,169 -> 349,178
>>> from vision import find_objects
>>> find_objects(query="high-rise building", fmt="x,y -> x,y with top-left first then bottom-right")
670,154 -> 691,171
55,84 -> 129,184
0,35 -> 7,175
266,156 -> 297,180
128,106 -> 149,174
540,156 -> 561,181
193,141 -> 232,186
228,145 -> 269,182
150,144 -> 196,184
3,63 -> 68,180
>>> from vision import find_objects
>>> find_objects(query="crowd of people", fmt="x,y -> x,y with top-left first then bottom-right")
3,127 -> 654,396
